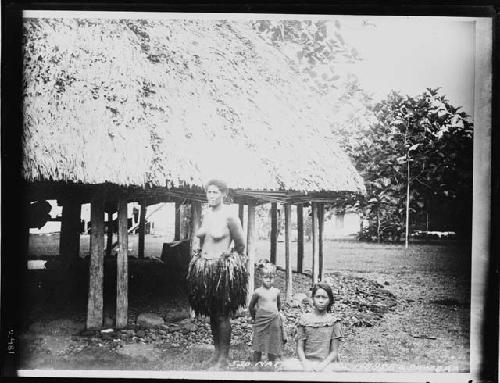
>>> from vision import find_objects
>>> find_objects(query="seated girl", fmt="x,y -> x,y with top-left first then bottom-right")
280,282 -> 344,372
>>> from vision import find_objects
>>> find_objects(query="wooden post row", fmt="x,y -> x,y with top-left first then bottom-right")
189,201 -> 202,319
59,199 -> 81,264
270,202 -> 278,264
138,199 -> 146,259
247,202 -> 256,305
23,203 -> 30,271
311,202 -> 319,284
106,212 -> 113,257
116,199 -> 128,328
318,203 -> 325,282
297,203 -> 304,274
238,203 -> 245,230
189,201 -> 202,252
58,199 -> 82,304
183,204 -> 190,240
174,201 -> 181,241
284,203 -> 292,302
87,195 -> 105,330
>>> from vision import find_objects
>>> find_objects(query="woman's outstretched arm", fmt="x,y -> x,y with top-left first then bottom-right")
227,215 -> 245,255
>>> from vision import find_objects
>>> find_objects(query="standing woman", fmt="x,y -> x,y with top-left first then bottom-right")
186,179 -> 248,370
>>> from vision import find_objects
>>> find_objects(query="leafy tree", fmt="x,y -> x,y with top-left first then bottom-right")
346,89 -> 473,242
252,22 -> 473,243
252,20 -> 359,70
253,20 -> 380,235
252,19 -> 374,132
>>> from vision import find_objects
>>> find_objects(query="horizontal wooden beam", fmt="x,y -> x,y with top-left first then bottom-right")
23,181 -> 361,206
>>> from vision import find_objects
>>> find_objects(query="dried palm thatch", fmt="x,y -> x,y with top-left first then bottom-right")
22,17 -> 365,194
187,250 -> 248,316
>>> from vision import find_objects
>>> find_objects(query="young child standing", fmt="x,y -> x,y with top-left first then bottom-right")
281,282 -> 344,372
248,263 -> 285,363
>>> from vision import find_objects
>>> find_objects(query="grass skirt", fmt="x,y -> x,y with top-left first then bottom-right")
186,250 -> 248,316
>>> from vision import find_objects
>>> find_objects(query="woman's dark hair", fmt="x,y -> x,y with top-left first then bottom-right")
205,179 -> 228,194
311,282 -> 335,312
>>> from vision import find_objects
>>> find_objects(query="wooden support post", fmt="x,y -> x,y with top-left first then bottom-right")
87,194 -> 105,329
59,199 -> 82,263
174,201 -> 181,241
238,203 -> 245,230
270,202 -> 278,264
188,201 -> 202,319
284,203 -> 292,302
318,203 -> 325,282
138,200 -> 146,259
59,199 -> 81,303
116,199 -> 128,328
312,202 -> 319,284
183,204 -> 190,240
23,207 -> 30,271
297,203 -> 304,273
247,202 -> 256,305
189,201 -> 202,252
359,213 -> 364,239
106,212 -> 113,257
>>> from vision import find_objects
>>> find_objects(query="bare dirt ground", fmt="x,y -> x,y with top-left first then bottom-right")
17,236 -> 470,373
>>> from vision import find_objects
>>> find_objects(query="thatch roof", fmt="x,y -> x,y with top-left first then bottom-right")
22,17 -> 365,195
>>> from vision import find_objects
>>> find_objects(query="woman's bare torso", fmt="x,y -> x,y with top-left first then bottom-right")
197,207 -> 232,259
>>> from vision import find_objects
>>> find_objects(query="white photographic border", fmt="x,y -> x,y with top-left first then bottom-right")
15,9 -> 493,383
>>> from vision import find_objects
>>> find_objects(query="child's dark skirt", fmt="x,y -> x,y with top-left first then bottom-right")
186,250 -> 248,316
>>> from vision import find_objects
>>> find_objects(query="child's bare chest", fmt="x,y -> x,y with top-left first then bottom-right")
259,288 -> 277,300
257,288 -> 278,310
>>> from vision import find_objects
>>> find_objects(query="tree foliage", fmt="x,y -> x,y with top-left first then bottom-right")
252,20 -> 374,134
250,22 -> 472,242
252,20 -> 359,71
345,89 -> 473,242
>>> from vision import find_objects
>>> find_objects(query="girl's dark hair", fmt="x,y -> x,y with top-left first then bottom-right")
259,262 -> 277,277
311,282 -> 335,312
206,179 -> 228,194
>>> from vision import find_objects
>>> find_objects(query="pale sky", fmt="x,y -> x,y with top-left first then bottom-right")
336,17 -> 476,117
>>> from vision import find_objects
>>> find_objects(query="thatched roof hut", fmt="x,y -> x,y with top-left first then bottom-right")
22,17 -> 365,201
21,16 -> 368,328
